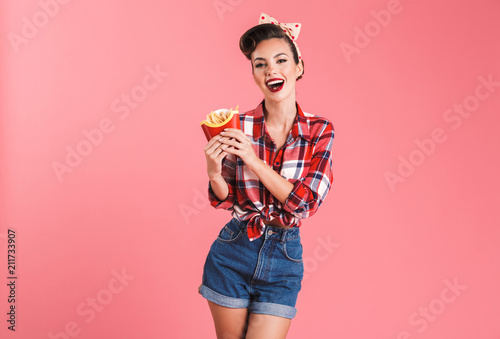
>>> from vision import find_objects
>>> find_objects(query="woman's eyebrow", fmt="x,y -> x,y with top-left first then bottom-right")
253,53 -> 289,62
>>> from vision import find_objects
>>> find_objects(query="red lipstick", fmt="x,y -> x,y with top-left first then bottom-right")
266,78 -> 285,92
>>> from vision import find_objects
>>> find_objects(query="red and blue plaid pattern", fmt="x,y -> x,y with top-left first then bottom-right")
208,100 -> 334,241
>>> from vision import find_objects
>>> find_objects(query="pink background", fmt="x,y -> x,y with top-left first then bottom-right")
1,0 -> 499,338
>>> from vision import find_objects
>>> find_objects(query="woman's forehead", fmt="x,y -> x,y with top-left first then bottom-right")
252,39 -> 291,60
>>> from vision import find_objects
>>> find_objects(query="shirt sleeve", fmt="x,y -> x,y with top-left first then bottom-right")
283,120 -> 334,219
208,153 -> 237,210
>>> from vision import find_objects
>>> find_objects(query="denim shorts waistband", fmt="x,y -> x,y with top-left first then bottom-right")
231,217 -> 300,242
263,224 -> 300,242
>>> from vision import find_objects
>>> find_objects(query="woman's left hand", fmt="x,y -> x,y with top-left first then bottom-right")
218,128 -> 261,171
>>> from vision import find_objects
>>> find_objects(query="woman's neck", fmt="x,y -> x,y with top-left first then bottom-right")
263,97 -> 297,132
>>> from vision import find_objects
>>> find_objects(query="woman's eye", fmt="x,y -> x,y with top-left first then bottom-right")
255,63 -> 265,68
278,59 -> 287,63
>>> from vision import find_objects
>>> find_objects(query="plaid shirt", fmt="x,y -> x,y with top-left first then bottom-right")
208,100 -> 334,241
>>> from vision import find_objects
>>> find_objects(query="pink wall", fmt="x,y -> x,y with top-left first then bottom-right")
1,0 -> 499,338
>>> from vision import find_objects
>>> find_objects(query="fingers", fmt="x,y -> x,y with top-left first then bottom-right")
219,138 -> 248,149
208,142 -> 226,159
204,135 -> 222,152
219,141 -> 243,158
205,136 -> 231,158
207,136 -> 230,158
219,129 -> 248,143
223,128 -> 242,134
204,130 -> 249,160
219,137 -> 238,148
216,150 -> 228,161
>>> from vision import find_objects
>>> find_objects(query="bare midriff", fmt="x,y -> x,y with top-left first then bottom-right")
264,219 -> 293,229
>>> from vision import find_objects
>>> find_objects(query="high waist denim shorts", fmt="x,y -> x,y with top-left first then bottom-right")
199,217 -> 304,319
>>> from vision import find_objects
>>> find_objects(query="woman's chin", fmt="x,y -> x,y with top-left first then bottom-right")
263,90 -> 292,103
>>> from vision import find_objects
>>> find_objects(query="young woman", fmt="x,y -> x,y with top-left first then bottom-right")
200,13 -> 335,339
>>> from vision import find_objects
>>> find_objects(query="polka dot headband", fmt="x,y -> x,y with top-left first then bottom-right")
259,12 -> 302,60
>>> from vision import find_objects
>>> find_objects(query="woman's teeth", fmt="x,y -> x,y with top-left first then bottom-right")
267,80 -> 284,91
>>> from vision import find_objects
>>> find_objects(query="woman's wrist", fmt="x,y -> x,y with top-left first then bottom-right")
245,154 -> 264,173
246,156 -> 294,203
208,173 -> 223,181
209,174 -> 229,201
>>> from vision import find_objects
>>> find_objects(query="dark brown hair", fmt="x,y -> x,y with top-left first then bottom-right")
239,23 -> 304,80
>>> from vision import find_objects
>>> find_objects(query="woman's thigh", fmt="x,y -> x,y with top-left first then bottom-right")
245,313 -> 291,339
208,300 -> 249,339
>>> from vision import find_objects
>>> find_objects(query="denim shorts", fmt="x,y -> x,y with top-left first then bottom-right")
199,217 -> 304,319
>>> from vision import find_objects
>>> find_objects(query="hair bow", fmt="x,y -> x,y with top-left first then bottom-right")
259,12 -> 302,60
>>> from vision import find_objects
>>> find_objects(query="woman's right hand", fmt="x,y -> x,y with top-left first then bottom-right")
203,135 -> 228,179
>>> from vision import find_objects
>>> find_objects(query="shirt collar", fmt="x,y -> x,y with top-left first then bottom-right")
252,99 -> 311,142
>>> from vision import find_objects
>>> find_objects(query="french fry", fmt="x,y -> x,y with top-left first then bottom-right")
203,106 -> 239,126
200,105 -> 241,141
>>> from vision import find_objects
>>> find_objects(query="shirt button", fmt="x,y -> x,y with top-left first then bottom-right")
267,229 -> 273,236
275,161 -> 280,166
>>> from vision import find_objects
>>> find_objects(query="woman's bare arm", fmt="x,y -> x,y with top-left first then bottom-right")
218,128 -> 293,204
204,135 -> 229,201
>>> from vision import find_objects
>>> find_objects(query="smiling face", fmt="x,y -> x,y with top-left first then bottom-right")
251,38 -> 304,103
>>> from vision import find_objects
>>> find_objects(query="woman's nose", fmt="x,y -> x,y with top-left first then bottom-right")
267,64 -> 277,75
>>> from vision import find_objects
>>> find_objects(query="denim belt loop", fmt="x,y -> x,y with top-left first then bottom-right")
280,229 -> 287,244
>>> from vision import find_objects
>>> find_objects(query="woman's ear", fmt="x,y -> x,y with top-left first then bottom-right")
296,60 -> 304,79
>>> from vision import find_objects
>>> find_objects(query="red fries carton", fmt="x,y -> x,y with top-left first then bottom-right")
200,106 -> 241,141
